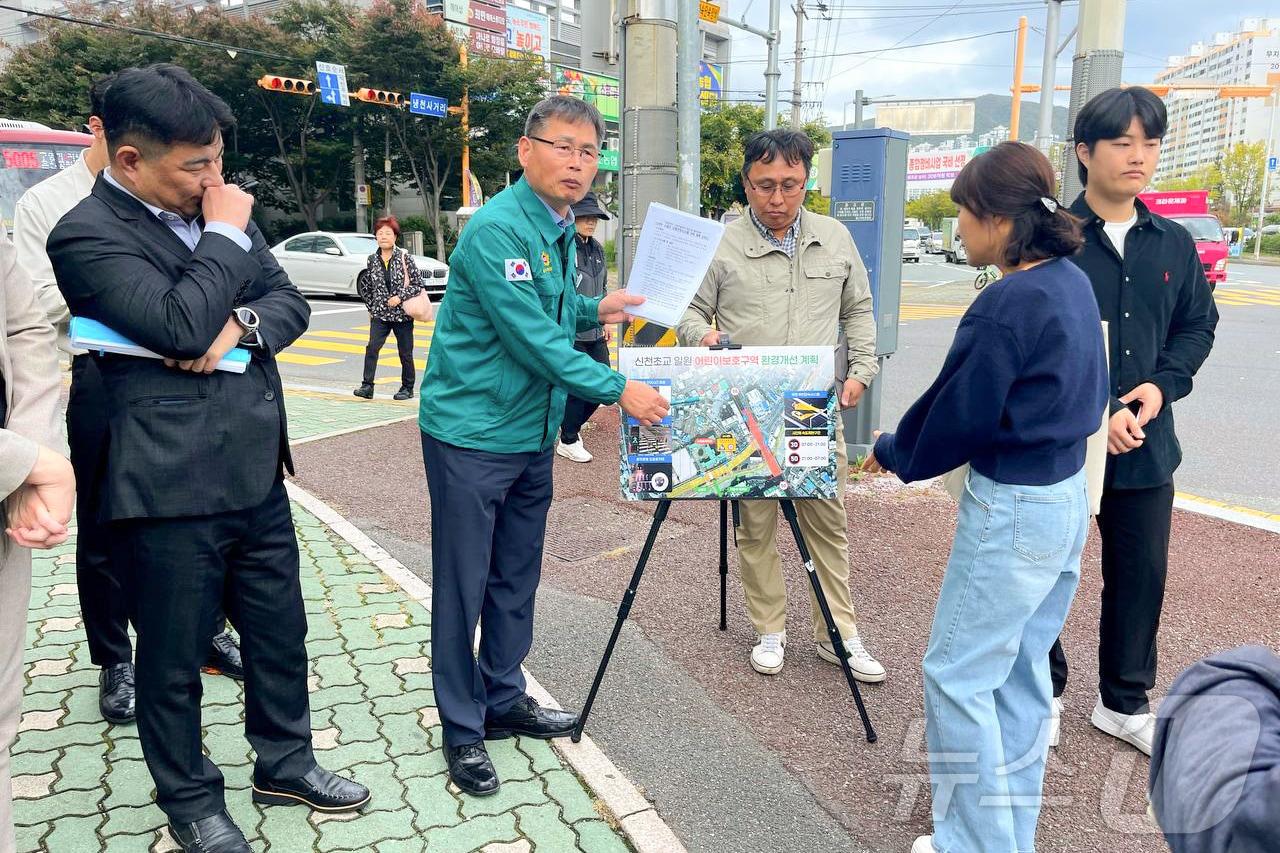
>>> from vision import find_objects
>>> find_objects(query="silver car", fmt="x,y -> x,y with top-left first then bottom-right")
269,231 -> 449,299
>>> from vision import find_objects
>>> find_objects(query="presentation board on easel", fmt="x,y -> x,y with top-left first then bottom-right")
618,346 -> 838,501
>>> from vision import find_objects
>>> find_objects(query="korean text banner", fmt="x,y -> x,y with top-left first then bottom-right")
551,67 -> 620,124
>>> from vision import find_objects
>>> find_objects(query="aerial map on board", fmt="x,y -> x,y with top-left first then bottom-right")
618,346 -> 839,501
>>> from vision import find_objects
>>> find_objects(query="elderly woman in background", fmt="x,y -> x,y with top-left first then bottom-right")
354,215 -> 428,401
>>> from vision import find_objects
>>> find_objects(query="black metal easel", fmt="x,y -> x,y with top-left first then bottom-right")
571,497 -> 878,744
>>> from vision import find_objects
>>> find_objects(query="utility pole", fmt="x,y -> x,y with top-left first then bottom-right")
354,124 -> 367,233
460,41 -> 471,206
1256,86 -> 1277,260
676,0 -> 700,215
721,0 -> 782,129
853,88 -> 864,129
1035,0 -> 1065,152
790,0 -> 805,128
384,125 -> 392,216
764,0 -> 782,129
1063,0 -> 1127,202
618,0 -> 678,282
1009,16 -> 1028,141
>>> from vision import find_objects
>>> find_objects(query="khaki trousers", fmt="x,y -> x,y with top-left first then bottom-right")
735,435 -> 859,643
0,547 -> 32,853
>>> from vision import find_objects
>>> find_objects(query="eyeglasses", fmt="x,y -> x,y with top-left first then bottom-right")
744,177 -> 807,198
529,134 -> 600,163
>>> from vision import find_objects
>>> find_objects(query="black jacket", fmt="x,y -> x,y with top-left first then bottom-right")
1068,194 -> 1218,490
573,234 -> 607,343
48,176 -> 310,521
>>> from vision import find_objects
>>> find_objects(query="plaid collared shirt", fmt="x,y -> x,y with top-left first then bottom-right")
749,207 -> 800,258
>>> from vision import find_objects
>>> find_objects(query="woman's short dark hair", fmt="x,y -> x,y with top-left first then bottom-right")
102,64 -> 234,155
950,141 -> 1084,269
741,130 -> 814,178
374,216 -> 400,237
1074,86 -> 1167,186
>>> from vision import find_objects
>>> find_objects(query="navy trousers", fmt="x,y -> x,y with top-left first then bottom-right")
421,431 -> 554,746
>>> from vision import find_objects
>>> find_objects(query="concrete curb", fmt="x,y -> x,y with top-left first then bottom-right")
284,480 -> 686,853
289,414 -> 418,447
1174,491 -> 1280,535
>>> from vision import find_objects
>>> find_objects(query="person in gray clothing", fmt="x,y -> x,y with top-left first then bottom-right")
556,191 -> 612,463
1149,645 -> 1280,853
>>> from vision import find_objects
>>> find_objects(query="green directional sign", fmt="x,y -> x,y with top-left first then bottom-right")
598,148 -> 620,173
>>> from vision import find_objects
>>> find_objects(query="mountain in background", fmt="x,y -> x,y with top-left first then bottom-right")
833,93 -> 1070,147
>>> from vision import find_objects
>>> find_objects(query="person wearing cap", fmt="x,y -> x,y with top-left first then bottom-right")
556,192 -> 612,463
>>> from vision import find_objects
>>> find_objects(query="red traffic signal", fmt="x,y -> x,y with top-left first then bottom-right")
355,87 -> 404,108
257,75 -> 316,96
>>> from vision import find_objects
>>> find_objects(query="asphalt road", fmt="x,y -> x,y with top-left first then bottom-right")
284,253 -> 1280,515
883,254 -> 1280,516
285,253 -> 1280,853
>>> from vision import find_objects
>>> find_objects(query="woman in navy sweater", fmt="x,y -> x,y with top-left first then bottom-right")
865,142 -> 1108,853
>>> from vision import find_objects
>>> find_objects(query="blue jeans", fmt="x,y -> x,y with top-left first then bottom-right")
925,468 -> 1088,853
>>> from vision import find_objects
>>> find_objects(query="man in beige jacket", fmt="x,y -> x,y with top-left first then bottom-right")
0,229 -> 74,853
677,129 -> 884,681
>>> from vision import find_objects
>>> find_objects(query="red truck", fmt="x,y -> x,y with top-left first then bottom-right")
1138,190 -> 1228,288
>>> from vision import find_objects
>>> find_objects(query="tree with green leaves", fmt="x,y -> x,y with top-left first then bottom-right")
698,104 -> 830,218
906,190 -> 958,230
1215,141 -> 1266,227
0,0 -> 359,230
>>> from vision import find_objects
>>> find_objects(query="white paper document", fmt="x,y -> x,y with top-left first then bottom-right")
624,203 -> 725,328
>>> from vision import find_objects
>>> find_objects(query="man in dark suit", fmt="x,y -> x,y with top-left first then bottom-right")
47,64 -> 367,853
13,73 -> 245,731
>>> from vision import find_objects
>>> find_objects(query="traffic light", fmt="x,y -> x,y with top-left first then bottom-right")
355,87 -> 404,108
257,75 -> 316,96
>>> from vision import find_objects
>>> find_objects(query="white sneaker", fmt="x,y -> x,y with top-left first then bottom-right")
816,632 -> 887,683
556,438 -> 593,463
751,631 -> 786,675
1090,696 -> 1155,755
1049,696 -> 1063,748
910,836 -> 936,853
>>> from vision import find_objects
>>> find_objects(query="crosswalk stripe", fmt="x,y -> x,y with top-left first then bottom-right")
900,303 -> 967,320
290,338 -> 369,355
304,329 -> 434,346
278,353 -> 343,366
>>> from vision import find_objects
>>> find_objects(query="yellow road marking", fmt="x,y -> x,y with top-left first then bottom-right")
277,353 -> 342,366
1174,491 -> 1280,524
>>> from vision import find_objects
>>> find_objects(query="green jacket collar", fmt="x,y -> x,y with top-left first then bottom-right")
512,177 -> 573,247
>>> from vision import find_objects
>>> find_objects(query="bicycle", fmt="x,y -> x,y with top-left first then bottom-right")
974,265 -> 1002,289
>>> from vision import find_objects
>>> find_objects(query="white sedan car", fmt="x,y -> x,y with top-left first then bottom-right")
269,231 -> 449,299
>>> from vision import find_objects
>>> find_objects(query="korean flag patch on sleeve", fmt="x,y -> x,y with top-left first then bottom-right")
505,258 -> 533,282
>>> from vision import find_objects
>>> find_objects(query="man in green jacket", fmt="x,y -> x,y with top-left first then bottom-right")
419,95 -> 668,797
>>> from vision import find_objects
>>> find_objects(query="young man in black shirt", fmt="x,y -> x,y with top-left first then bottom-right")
1049,87 -> 1218,755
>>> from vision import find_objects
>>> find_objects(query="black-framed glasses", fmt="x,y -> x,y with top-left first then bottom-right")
529,134 -> 600,163
744,176 -> 807,198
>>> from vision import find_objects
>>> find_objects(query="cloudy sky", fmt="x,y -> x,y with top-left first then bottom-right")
721,1 -> 1274,124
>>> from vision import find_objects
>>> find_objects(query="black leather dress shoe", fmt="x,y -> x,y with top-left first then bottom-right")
485,695 -> 579,740
444,742 -> 500,796
202,631 -> 244,681
169,810 -> 252,852
252,765 -> 370,812
99,662 -> 135,725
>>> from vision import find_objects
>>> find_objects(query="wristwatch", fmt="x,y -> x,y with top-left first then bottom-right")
233,306 -> 262,347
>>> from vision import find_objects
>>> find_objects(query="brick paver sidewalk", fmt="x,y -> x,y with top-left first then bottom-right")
12,388 -> 635,852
